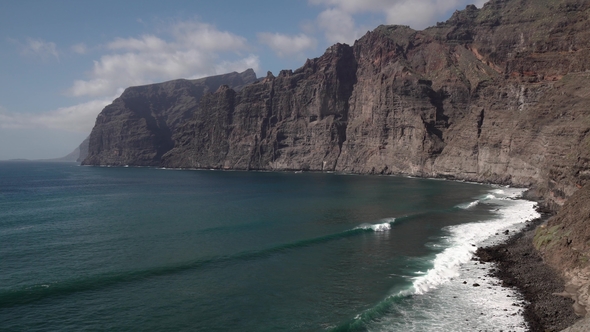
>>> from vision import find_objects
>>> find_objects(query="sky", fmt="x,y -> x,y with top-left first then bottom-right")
0,0 -> 487,160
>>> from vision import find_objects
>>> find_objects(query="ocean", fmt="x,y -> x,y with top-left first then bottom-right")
0,161 -> 539,331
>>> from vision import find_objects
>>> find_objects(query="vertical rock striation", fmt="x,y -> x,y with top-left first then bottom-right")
161,44 -> 356,171
84,0 -> 590,210
82,69 -> 256,166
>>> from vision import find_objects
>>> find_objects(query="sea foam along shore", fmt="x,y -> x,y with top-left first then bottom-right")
411,188 -> 539,293
335,188 -> 543,332
476,215 -> 581,332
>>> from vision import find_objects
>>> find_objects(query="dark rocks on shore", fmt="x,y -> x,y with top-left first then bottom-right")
476,219 -> 580,332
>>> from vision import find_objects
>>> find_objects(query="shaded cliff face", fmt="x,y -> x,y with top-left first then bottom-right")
161,44 -> 356,170
82,69 -> 257,166
86,0 -> 590,208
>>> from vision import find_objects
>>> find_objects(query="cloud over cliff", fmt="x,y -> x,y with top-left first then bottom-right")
0,98 -> 112,133
310,0 -> 489,44
67,20 -> 259,98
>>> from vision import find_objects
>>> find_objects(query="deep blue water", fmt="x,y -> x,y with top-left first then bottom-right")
0,162 -> 535,331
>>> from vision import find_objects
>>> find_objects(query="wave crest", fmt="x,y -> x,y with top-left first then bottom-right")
355,218 -> 395,232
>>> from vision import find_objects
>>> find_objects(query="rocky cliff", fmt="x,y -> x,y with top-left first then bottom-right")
163,0 -> 589,209
535,184 -> 590,319
161,45 -> 356,171
82,69 -> 256,166
84,0 -> 590,205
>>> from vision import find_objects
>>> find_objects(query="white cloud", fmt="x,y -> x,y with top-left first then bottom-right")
473,0 -> 488,7
170,21 -> 248,52
0,98 -> 112,133
310,0 -> 490,44
71,43 -> 88,54
310,0 -> 394,13
67,20 -> 259,98
316,8 -> 362,45
383,0 -> 471,28
212,55 -> 260,79
107,35 -> 169,52
258,32 -> 317,58
20,38 -> 59,60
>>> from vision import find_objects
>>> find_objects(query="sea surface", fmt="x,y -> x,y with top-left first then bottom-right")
0,161 -> 540,331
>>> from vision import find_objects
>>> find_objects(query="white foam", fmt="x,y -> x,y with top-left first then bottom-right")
367,188 -> 537,331
481,193 -> 497,200
456,200 -> 479,209
371,223 -> 392,232
492,187 -> 527,199
356,218 -> 395,232
410,189 -> 538,295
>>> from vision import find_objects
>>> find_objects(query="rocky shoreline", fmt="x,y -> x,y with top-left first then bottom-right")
476,216 -> 580,332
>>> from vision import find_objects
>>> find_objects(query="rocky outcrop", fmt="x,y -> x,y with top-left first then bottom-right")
161,44 -> 356,170
76,136 -> 89,162
82,69 -> 257,166
535,184 -> 590,318
561,317 -> 590,332
47,136 -> 89,162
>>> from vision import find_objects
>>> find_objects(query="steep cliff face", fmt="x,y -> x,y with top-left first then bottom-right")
82,69 -> 256,166
163,0 -> 589,209
333,0 -> 590,206
161,44 -> 356,170
428,0 -> 590,206
85,0 -> 590,209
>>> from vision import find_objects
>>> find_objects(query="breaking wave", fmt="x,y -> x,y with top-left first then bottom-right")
332,188 -> 540,331
0,217 -> 400,308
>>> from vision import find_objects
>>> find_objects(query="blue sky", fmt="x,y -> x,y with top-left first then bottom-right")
0,0 -> 486,160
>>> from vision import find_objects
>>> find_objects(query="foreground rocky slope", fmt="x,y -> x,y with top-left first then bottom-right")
535,185 -> 590,318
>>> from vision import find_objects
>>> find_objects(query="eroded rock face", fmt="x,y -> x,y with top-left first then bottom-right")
161,44 -> 356,171
85,0 -> 590,209
82,69 -> 257,166
164,0 -> 590,208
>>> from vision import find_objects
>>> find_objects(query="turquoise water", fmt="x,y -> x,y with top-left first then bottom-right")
0,162 -> 535,331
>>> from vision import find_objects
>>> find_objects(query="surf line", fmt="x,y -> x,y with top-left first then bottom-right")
0,218 -> 401,309
331,188 -> 540,332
